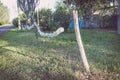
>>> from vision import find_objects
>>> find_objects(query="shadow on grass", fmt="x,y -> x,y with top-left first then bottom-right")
40,72 -> 78,80
0,70 -> 25,80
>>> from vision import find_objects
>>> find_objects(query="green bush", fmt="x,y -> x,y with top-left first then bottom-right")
102,15 -> 111,28
12,17 -> 18,27
0,22 -> 2,25
35,9 -> 53,31
48,19 -> 59,31
53,6 -> 70,31
0,21 -> 9,25
0,1 -> 9,25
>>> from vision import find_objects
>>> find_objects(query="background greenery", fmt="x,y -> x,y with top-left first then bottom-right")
12,1 -> 71,31
0,1 -> 9,25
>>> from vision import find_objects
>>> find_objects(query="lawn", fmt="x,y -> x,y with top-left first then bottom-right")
0,28 -> 120,80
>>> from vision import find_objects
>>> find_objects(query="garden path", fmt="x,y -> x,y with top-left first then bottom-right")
0,24 -> 13,36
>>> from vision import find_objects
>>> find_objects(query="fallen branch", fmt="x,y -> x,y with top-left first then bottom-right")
21,22 -> 64,37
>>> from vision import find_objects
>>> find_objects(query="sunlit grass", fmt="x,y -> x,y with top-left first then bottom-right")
0,28 -> 120,80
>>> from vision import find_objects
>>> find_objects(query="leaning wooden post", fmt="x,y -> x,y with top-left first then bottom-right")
73,10 -> 90,73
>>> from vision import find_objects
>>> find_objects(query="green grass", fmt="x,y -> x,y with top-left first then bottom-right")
0,28 -> 120,80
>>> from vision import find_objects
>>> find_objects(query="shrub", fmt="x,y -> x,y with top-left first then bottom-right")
12,17 -> 18,27
0,22 -> 2,25
35,9 -> 53,31
48,19 -> 59,31
0,21 -> 9,25
53,6 -> 70,31
102,15 -> 111,28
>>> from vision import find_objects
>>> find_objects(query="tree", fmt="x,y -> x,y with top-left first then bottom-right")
0,1 -> 9,25
17,0 -> 64,38
17,0 -> 39,20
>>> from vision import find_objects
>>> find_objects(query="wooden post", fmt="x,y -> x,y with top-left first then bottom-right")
73,10 -> 90,73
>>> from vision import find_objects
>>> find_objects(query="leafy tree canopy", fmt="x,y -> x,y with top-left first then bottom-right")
64,0 -> 118,16
17,0 -> 40,19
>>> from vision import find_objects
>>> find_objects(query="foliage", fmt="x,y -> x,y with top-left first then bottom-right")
12,13 -> 27,27
64,0 -> 118,13
64,0 -> 118,28
33,5 -> 71,31
0,28 -> 120,80
17,0 -> 39,19
19,13 -> 26,21
34,8 -> 53,31
12,17 -> 18,27
53,4 -> 71,31
0,1 -> 9,25
100,14 -> 118,29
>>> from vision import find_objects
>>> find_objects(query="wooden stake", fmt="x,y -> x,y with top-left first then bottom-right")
73,10 -> 90,73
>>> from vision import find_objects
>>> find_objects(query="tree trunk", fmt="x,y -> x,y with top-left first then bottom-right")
17,2 -> 21,30
37,10 -> 39,26
73,10 -> 90,73
118,0 -> 120,34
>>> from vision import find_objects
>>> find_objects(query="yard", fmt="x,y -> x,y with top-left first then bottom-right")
0,28 -> 120,80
